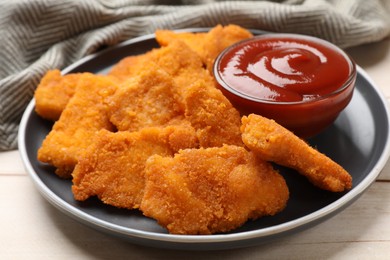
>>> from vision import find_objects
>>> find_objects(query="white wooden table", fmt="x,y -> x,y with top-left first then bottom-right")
1,37 -> 390,259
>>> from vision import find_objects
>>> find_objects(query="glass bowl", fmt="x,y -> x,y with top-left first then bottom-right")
214,33 -> 357,138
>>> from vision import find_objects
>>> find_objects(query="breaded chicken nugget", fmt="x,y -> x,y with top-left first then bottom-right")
109,39 -> 214,102
107,53 -> 153,81
34,69 -> 81,121
141,145 -> 289,235
149,40 -> 215,99
184,80 -> 243,147
155,30 -> 207,60
35,40 -> 208,122
202,24 -> 253,71
72,126 -> 198,209
109,41 -> 242,146
108,64 -> 185,132
156,24 -> 253,72
37,73 -> 118,178
34,25 -> 250,122
241,114 -> 352,192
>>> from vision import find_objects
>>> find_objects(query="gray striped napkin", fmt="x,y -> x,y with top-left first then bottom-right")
1,0 -> 389,150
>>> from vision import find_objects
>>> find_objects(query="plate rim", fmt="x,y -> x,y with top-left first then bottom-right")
17,30 -> 390,247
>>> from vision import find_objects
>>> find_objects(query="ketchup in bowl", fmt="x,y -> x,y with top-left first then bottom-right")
214,34 -> 357,138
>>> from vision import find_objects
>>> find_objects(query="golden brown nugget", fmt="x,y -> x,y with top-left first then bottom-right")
107,53 -> 152,80
202,24 -> 253,71
72,126 -> 198,209
141,145 -> 289,235
109,39 -> 215,101
156,24 -> 253,71
35,25 -> 250,122
184,80 -> 243,147
108,65 -> 185,132
37,73 -> 118,178
150,39 -> 215,99
109,43 -> 241,146
34,70 -> 82,121
241,114 -> 352,192
155,30 -> 207,60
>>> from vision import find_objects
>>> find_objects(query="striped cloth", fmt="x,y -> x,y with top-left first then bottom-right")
1,0 -> 389,150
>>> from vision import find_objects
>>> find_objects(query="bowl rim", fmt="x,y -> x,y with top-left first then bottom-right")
213,33 -> 357,106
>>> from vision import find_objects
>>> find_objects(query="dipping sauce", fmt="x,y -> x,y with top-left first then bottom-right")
217,36 -> 351,103
214,34 -> 356,138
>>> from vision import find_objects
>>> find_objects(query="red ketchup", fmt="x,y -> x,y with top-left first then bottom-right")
217,37 -> 350,102
214,34 -> 356,138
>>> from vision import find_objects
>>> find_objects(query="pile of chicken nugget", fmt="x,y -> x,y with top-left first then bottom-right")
34,25 -> 352,235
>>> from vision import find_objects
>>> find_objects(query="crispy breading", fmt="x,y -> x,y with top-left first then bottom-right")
34,39 -> 211,122
33,25 -> 317,236
34,69 -> 81,121
109,34 -> 207,81
148,39 -> 215,100
155,24 -> 253,71
34,25 -> 251,121
202,24 -> 253,71
109,39 -> 215,101
108,43 -> 242,147
155,30 -> 207,60
72,126 -> 198,209
37,73 -> 118,178
241,114 -> 352,192
108,64 -> 185,132
141,145 -> 289,235
107,53 -> 152,81
184,80 -> 243,147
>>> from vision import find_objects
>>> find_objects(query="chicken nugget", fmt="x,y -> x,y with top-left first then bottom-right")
184,80 -> 243,147
155,30 -> 207,60
202,24 -> 253,71
108,52 -> 153,80
34,69 -> 82,121
34,25 -> 250,122
37,73 -> 118,178
34,53 -> 152,121
108,64 -> 185,131
72,126 -> 198,209
150,39 -> 215,98
241,114 -> 352,192
109,39 -> 215,101
141,145 -> 289,235
156,25 -> 253,71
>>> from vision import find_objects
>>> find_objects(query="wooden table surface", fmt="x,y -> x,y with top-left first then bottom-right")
1,37 -> 390,259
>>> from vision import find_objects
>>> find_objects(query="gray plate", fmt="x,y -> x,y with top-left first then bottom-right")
18,30 -> 390,250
